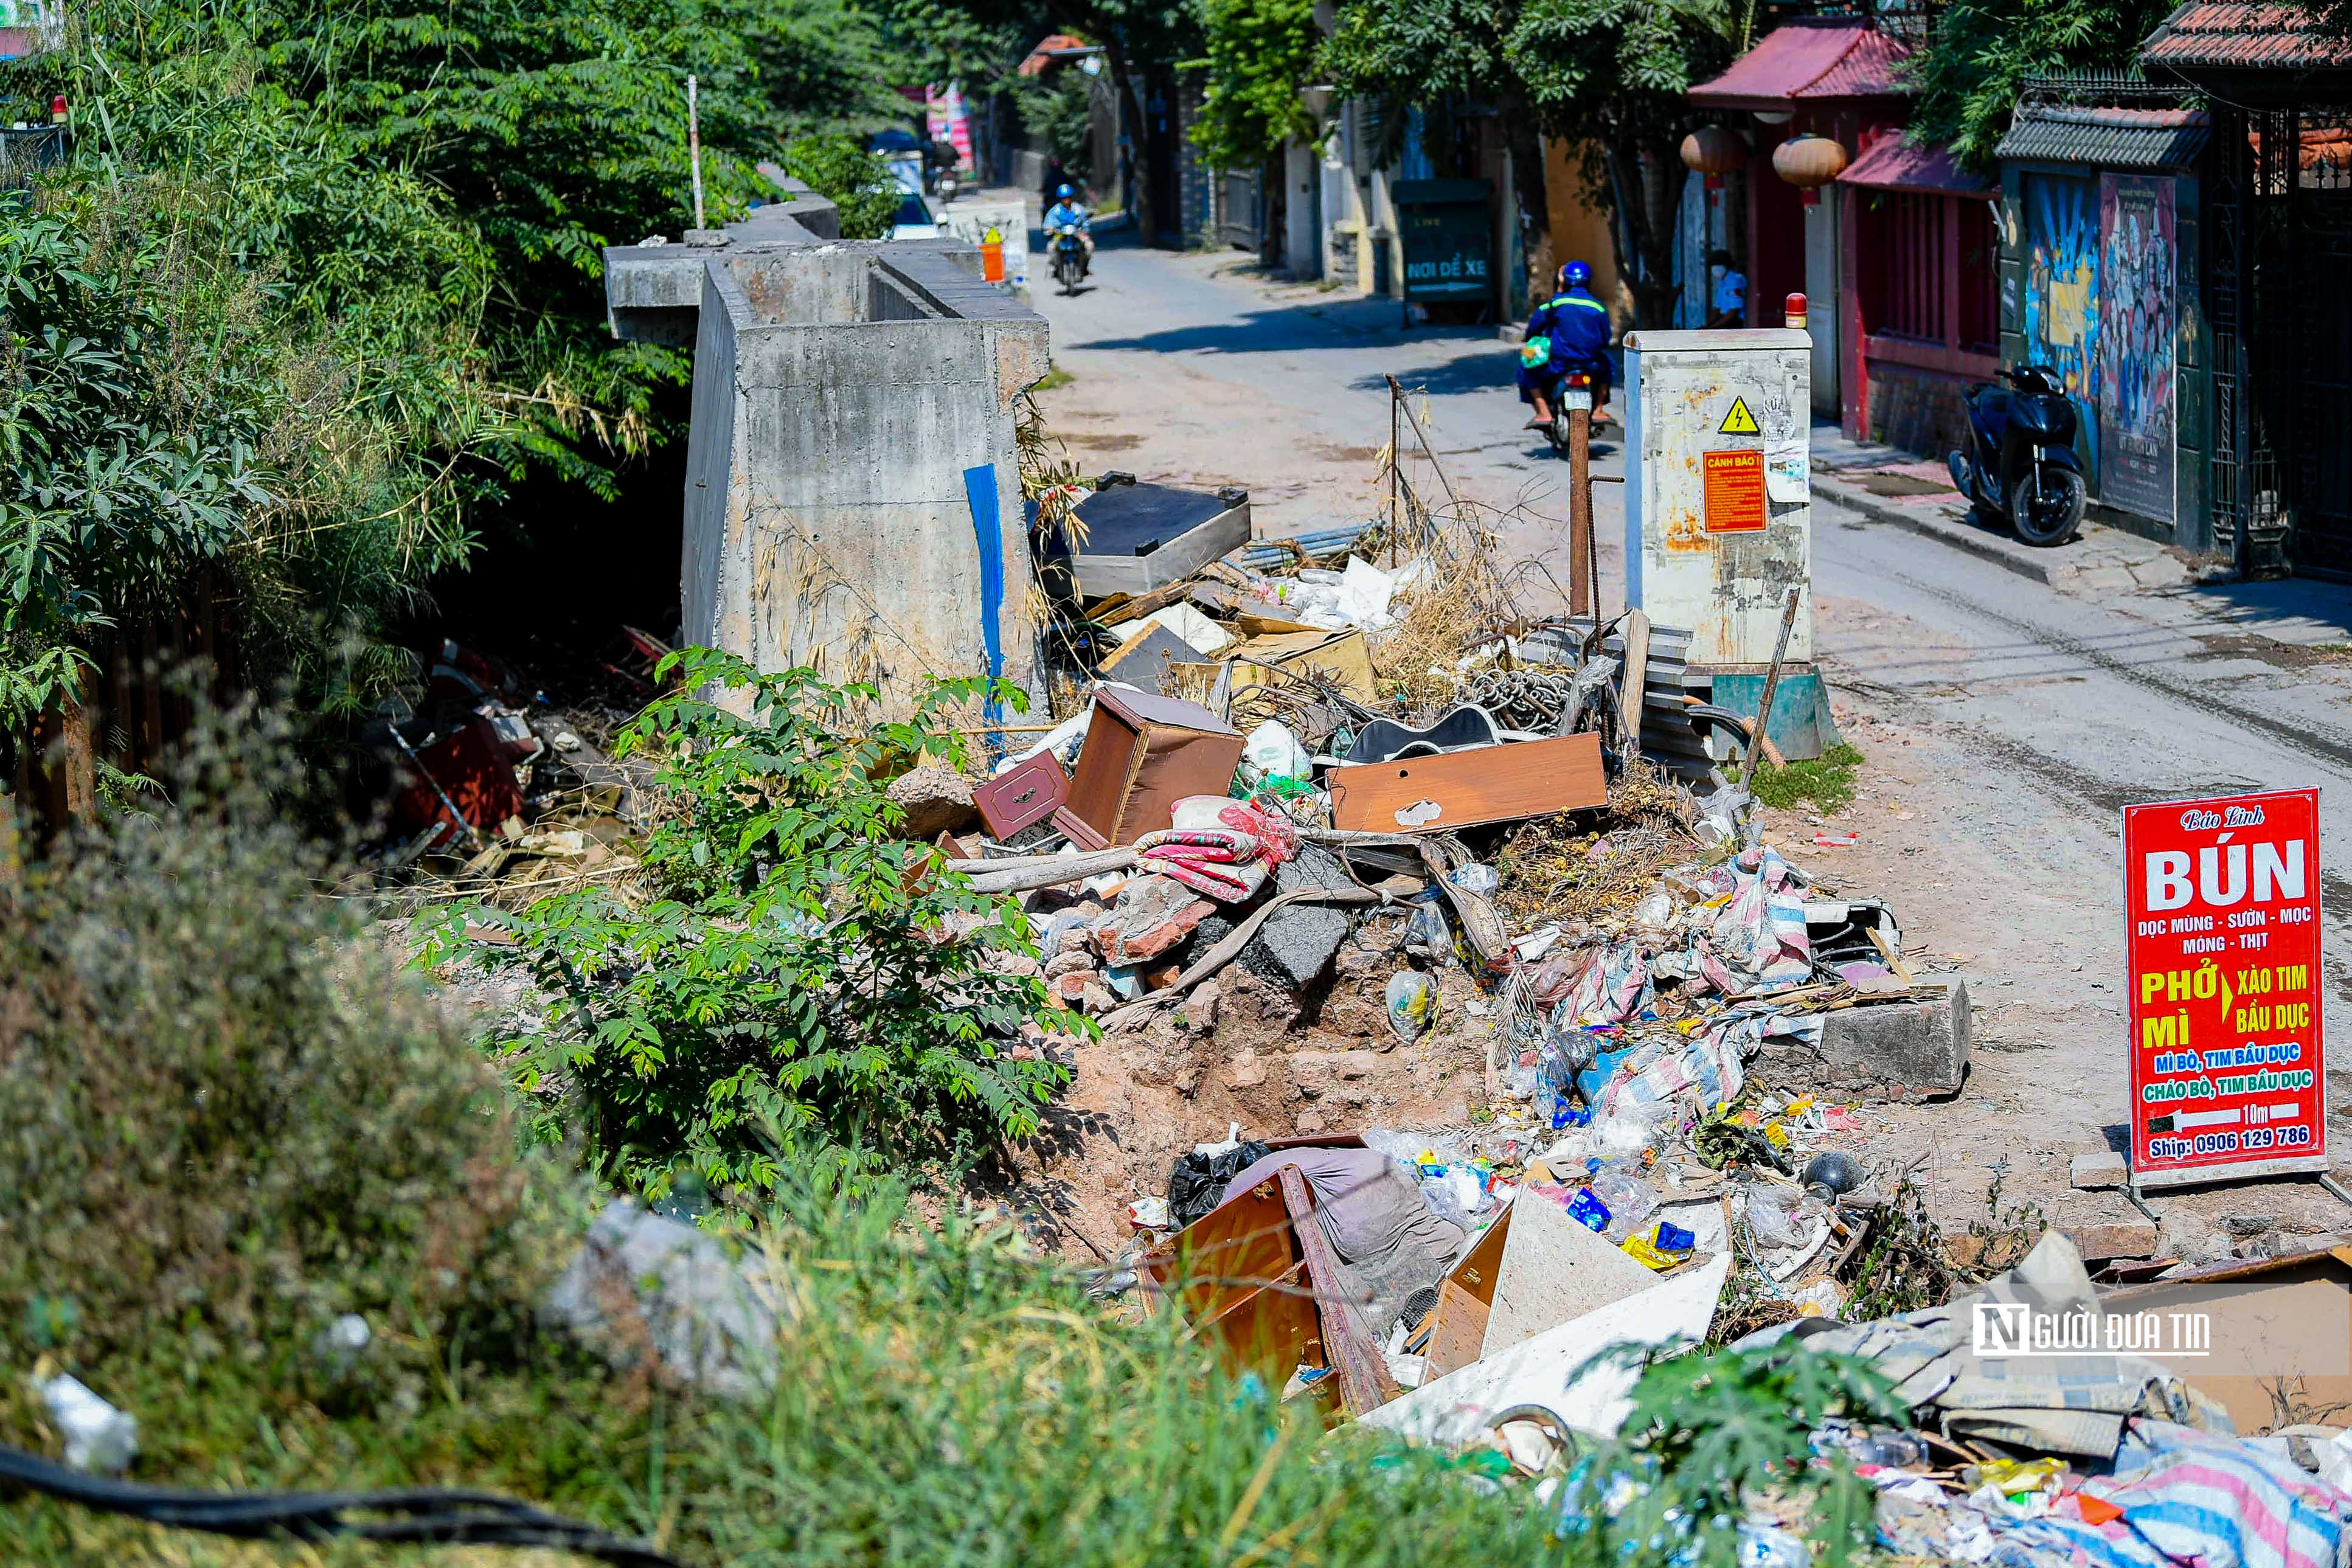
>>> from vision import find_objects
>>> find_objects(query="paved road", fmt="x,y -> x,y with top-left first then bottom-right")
1029,223 -> 1626,600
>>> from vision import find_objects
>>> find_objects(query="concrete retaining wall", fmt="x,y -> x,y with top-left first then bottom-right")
606,185 -> 1047,701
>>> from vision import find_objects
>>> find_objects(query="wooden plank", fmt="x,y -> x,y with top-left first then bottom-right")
1619,609 -> 1650,748
1327,733 -> 1606,834
1422,1207 -> 1513,1377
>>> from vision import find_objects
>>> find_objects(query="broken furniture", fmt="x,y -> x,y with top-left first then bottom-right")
973,752 -> 1069,840
1327,732 -> 1607,833
1141,1137 -> 1399,1417
1054,688 -> 1245,850
1054,480 -> 1253,598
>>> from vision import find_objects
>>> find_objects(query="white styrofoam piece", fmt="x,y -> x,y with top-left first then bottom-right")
1479,1190 -> 1660,1359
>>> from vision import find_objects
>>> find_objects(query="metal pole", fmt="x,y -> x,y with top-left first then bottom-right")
1383,374 -> 1462,513
1389,380 -> 1401,569
1567,405 -> 1593,617
687,75 -> 707,232
1735,585 -> 1802,789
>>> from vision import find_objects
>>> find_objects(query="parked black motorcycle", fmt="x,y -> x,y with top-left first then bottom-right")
1948,364 -> 2086,546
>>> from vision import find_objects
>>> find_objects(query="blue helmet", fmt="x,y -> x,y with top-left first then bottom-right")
1055,183 -> 1076,200
1559,260 -> 1592,290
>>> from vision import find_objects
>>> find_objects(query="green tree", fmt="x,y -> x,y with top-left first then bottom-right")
783,134 -> 906,239
1320,0 -> 1736,324
0,0 -> 899,738
955,0 -> 1203,241
1907,0 -> 2175,167
1508,0 -> 1743,327
1016,66 -> 1099,170
1190,0 -> 1320,174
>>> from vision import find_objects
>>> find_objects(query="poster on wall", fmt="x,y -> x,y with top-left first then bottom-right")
2097,174 -> 2177,523
2022,174 -> 2101,488
926,83 -> 973,172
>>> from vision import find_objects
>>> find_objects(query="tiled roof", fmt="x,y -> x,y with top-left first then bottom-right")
1837,136 -> 1993,194
2141,2 -> 2352,72
1995,104 -> 2210,167
1689,19 -> 1912,109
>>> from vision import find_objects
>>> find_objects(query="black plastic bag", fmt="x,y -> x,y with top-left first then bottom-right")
1167,1140 -> 1272,1230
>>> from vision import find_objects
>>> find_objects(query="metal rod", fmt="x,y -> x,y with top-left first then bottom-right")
1735,585 -> 1802,789
1389,379 -> 1401,569
2319,1173 -> 2352,1215
1384,374 -> 1462,511
386,723 -> 483,849
687,75 -> 706,232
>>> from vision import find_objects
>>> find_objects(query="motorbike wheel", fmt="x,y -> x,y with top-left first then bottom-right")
1544,416 -> 1572,457
2010,467 -> 2086,546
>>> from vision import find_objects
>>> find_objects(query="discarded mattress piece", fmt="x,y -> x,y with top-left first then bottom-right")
1219,1146 -> 1466,1322
1761,1232 -> 2230,1458
1361,1254 -> 1732,1445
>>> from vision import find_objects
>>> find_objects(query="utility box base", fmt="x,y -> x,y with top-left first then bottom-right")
1707,668 -> 1840,763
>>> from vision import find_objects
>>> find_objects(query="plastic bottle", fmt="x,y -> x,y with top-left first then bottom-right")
1585,1165 -> 1660,1244
1737,1522 -> 1813,1568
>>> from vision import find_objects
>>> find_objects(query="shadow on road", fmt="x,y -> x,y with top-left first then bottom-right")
1358,357 -> 1514,395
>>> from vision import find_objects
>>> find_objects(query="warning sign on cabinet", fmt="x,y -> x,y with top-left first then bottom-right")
1702,449 -> 1767,533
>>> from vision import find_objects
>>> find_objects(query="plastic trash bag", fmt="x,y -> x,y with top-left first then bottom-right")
1244,720 -> 1310,783
1746,1182 -> 1807,1249
1385,970 -> 1440,1039
1167,1138 -> 1273,1229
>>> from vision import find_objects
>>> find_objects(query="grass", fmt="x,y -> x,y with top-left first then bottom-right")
1749,741 -> 1864,813
0,1183 -> 1895,1568
1030,363 -> 1075,392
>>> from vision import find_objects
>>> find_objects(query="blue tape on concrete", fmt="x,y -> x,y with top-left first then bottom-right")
963,463 -> 1006,727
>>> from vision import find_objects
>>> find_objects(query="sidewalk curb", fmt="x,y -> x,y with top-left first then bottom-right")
1814,472 -> 2058,588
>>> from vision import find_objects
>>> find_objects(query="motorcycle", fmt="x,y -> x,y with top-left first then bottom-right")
1047,227 -> 1086,295
1541,370 -> 1598,458
1948,364 -> 2086,546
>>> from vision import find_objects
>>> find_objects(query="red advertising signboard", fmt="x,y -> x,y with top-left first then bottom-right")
2125,789 -> 2326,1189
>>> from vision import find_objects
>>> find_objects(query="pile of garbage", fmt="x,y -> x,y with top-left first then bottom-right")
951,517 -> 2352,1568
369,634 -> 656,898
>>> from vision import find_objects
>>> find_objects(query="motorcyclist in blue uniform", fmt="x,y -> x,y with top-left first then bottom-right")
1518,260 -> 1614,427
1043,183 -> 1093,278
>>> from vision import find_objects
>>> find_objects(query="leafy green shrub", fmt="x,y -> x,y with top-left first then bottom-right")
781,133 -> 905,239
0,704 -> 546,1381
425,648 -> 1083,1204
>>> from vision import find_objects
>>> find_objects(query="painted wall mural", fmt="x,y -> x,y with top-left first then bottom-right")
2022,173 -> 2100,485
2096,173 -> 2177,522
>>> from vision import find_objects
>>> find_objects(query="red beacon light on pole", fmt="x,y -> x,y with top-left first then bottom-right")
49,94 -> 66,125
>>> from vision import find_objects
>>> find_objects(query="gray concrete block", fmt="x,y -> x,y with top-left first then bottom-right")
1754,984 -> 1969,1100
2070,1151 -> 2128,1190
1183,842 -> 1359,993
